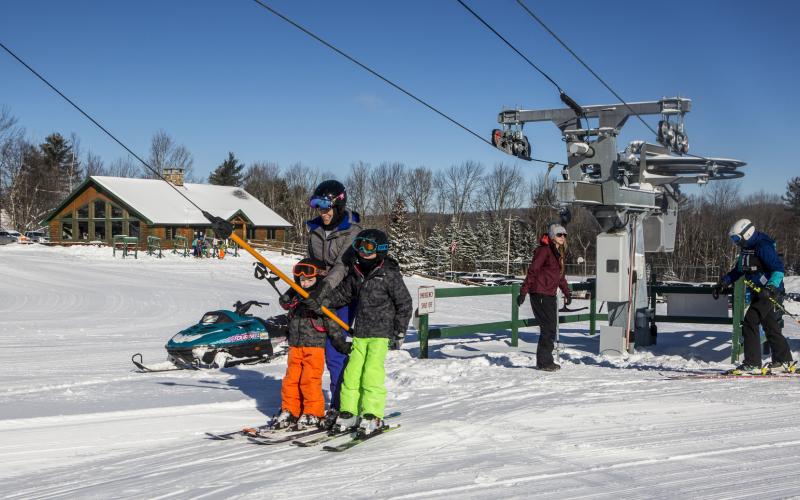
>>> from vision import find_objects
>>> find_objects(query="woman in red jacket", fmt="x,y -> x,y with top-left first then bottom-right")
518,224 -> 572,371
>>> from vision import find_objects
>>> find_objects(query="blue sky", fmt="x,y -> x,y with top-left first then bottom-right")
1,0 -> 797,195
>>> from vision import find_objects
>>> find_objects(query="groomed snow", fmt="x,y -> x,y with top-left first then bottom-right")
2,244 -> 800,499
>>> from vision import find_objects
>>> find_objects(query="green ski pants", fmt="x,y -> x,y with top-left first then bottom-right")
339,337 -> 389,418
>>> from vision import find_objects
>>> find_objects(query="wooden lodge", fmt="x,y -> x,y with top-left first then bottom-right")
42,169 -> 292,248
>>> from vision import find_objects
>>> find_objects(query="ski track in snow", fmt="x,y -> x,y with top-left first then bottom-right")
2,245 -> 800,499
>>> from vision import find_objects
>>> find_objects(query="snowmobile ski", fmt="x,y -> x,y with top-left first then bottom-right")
322,424 -> 401,452
293,411 -> 401,447
131,353 -> 197,373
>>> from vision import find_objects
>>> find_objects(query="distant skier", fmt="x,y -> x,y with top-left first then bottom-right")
518,223 -> 572,371
305,229 -> 412,436
305,180 -> 362,428
712,219 -> 794,375
270,258 -> 350,429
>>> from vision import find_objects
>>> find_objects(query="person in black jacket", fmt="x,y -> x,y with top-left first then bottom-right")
306,229 -> 412,436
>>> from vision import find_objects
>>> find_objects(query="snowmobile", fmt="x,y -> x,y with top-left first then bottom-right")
131,265 -> 289,372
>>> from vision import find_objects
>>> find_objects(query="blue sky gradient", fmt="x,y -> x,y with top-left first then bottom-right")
1,0 -> 797,195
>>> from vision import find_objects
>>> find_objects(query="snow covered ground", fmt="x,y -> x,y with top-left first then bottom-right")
2,244 -> 800,499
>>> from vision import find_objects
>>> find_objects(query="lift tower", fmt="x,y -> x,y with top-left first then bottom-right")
493,98 -> 745,354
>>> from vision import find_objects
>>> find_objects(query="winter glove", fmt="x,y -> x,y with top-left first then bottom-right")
563,293 -> 572,306
278,289 -> 297,310
389,331 -> 406,351
711,280 -> 727,300
327,323 -> 352,355
301,294 -> 324,314
516,294 -> 526,307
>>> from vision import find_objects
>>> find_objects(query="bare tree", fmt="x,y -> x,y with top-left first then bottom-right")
244,161 -> 285,209
479,162 -> 523,221
404,165 -> 433,242
441,160 -> 484,226
107,156 -> 140,178
369,161 -> 406,229
84,151 -> 106,178
283,163 -> 321,242
145,130 -> 194,179
431,170 -> 448,217
346,161 -> 372,219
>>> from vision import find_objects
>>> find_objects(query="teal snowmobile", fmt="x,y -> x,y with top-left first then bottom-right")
132,266 -> 289,372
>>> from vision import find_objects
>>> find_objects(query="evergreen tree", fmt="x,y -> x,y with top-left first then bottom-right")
423,223 -> 448,275
209,152 -> 245,186
784,176 -> 800,216
445,216 -> 462,271
474,214 -> 496,269
459,222 -> 480,271
388,197 -> 424,274
40,133 -> 80,193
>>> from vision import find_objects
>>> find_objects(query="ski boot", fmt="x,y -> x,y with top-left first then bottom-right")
320,408 -> 339,430
270,409 -> 297,430
764,361 -> 797,374
357,414 -> 384,437
537,363 -> 561,372
333,411 -> 358,433
727,364 -> 764,376
296,414 -> 320,430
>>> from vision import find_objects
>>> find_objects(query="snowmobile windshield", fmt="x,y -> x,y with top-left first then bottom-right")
200,312 -> 233,325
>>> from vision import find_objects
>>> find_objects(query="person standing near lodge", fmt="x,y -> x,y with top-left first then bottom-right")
305,180 -> 362,427
712,219 -> 794,375
517,223 -> 572,371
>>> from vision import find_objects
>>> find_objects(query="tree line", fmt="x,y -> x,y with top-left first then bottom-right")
1,105 -> 798,280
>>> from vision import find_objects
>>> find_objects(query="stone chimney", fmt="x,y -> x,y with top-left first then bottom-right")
164,168 -> 185,187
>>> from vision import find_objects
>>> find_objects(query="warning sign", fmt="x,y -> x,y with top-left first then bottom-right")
418,286 -> 436,315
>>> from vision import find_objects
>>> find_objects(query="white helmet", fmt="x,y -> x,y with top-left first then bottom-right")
728,219 -> 755,246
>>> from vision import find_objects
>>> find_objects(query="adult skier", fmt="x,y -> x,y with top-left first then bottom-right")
306,180 -> 362,427
712,219 -> 794,375
306,229 -> 412,436
517,223 -> 572,371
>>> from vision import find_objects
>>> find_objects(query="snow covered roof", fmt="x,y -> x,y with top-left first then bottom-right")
53,176 -> 291,227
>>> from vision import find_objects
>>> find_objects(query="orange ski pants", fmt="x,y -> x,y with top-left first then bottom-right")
281,346 -> 326,417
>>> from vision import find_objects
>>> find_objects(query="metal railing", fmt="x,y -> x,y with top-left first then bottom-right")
416,279 -> 747,363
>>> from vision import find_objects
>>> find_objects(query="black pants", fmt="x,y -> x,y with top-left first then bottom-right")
742,295 -> 791,366
530,293 -> 558,367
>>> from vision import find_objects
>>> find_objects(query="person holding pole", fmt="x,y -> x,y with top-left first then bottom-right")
712,219 -> 794,375
517,223 -> 571,371
305,180 -> 362,428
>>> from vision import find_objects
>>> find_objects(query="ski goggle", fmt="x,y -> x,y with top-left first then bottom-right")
352,236 -> 388,255
730,234 -> 742,244
309,192 -> 345,210
293,262 -> 324,278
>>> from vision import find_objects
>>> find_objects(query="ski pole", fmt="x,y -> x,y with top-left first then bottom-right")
742,278 -> 800,325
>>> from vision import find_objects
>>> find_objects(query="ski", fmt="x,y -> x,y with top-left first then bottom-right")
205,425 -> 273,441
246,426 -> 327,445
322,424 -> 400,452
295,411 -> 401,448
659,370 -> 800,380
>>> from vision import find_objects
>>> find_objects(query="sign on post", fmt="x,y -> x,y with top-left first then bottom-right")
418,286 -> 436,315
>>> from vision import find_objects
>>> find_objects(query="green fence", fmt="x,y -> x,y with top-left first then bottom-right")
417,279 -> 746,362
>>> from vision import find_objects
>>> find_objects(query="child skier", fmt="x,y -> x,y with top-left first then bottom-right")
271,257 -> 351,429
306,228 -> 412,436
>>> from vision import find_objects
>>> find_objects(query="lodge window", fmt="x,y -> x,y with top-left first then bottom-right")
266,228 -> 276,240
112,221 -> 124,236
77,203 -> 89,218
93,200 -> 106,218
247,227 -> 256,240
78,221 -> 89,240
111,205 -> 124,218
61,219 -> 73,240
94,221 -> 106,241
129,221 -> 140,238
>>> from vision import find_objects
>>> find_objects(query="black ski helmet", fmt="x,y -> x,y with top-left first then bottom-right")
352,228 -> 390,258
311,180 -> 347,212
